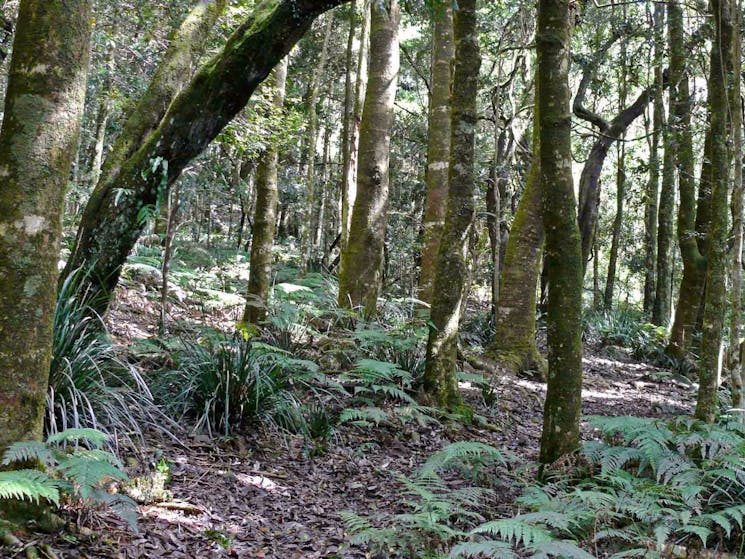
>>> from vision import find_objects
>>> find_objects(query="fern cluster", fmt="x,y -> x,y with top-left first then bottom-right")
343,441 -> 507,558
0,428 -> 136,530
338,359 -> 438,427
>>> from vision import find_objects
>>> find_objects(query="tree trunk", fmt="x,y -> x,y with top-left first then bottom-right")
341,0 -> 369,253
302,16 -> 333,268
242,58 -> 288,325
667,1 -> 708,360
63,0 -> 350,317
603,35 -> 628,311
652,92 -> 676,326
159,184 -> 180,335
489,98 -> 546,376
695,0 -> 733,423
418,0 -> 454,304
422,0 -> 479,409
537,0 -> 583,464
0,0 -> 91,450
643,2 -> 665,315
603,142 -> 625,310
98,0 -> 226,189
730,7 -> 744,408
338,0 -> 399,315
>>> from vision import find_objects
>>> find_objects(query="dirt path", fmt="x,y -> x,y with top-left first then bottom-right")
39,345 -> 696,559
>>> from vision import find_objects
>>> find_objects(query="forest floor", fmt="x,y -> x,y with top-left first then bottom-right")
11,272 -> 697,559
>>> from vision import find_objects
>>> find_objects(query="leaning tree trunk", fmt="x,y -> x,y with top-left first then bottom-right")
63,0 -> 350,318
489,92 -> 546,376
338,0 -> 400,315
422,0 -> 480,409
537,0 -> 583,465
418,0 -> 454,304
242,58 -> 288,325
695,0 -> 733,423
0,0 -> 91,450
643,2 -> 665,314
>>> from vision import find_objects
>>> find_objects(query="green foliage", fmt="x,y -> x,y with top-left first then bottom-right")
49,269 -> 169,446
504,415 -> 745,555
0,429 -> 136,530
157,335 -> 321,437
343,442 -> 507,558
338,359 -> 437,427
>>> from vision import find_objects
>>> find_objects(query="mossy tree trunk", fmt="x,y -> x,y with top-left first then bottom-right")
418,0 -> 454,304
338,0 -> 400,315
537,0 -> 583,464
242,58 -> 288,325
63,0 -> 349,318
695,0 -> 733,423
667,0 -> 709,360
489,86 -> 546,376
730,5 -> 744,408
0,0 -> 91,449
643,3 -> 665,315
422,0 -> 480,409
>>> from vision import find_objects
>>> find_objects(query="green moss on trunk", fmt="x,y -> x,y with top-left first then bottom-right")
0,0 -> 91,450
536,0 -> 583,464
421,0 -> 480,409
242,59 -> 288,325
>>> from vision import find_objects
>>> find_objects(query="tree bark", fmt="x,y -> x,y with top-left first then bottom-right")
63,0 -> 350,317
338,0 -> 399,315
418,0 -> 454,304
422,0 -> 480,409
667,0 -> 708,360
341,0 -> 369,253
730,6 -> 743,408
695,0 -> 733,423
537,0 -> 583,464
0,0 -> 91,449
242,58 -> 288,325
489,93 -> 546,376
643,3 -> 665,314
302,16 -> 333,268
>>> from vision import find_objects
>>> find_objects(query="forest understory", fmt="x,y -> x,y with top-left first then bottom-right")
9,260 -> 695,559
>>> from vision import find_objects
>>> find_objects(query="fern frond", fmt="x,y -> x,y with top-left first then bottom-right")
449,540 -> 516,559
0,469 -> 60,505
2,441 -> 55,466
529,540 -> 595,559
471,518 -> 553,547
47,427 -> 109,448
57,455 -> 126,499
422,442 -> 505,474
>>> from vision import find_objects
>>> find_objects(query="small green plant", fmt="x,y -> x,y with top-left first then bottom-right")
343,442 -> 507,558
157,336 -> 319,437
0,428 -> 137,530
338,359 -> 438,427
49,269 -> 170,446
